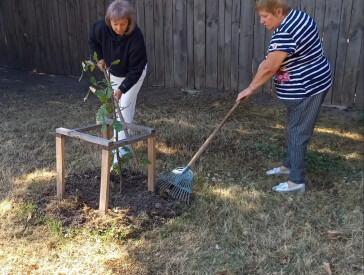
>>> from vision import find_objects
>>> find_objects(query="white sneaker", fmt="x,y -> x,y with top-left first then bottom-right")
272,182 -> 305,192
266,167 -> 290,175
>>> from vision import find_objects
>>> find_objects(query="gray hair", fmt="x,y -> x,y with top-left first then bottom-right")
105,0 -> 136,35
255,0 -> 291,15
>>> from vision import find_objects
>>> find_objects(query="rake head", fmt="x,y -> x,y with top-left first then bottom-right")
156,166 -> 194,204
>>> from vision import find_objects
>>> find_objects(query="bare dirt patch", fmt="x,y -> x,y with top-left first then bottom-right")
33,169 -> 187,237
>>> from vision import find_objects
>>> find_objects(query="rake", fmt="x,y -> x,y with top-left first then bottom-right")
157,100 -> 242,203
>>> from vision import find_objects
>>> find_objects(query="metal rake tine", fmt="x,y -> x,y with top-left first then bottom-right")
172,186 -> 181,199
157,181 -> 172,192
170,186 -> 178,198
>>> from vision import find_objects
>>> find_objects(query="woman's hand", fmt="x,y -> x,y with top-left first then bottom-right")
236,87 -> 254,102
113,89 -> 123,101
97,59 -> 106,71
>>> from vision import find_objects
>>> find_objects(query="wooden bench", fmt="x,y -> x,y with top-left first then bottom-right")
56,119 -> 156,214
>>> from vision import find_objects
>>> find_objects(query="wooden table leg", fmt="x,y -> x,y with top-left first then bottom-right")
99,148 -> 111,215
56,134 -> 65,198
147,135 -> 156,192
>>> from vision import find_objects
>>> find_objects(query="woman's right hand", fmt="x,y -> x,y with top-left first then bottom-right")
97,59 -> 106,71
236,87 -> 254,102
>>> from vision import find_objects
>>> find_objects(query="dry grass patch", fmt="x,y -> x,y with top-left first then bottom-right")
0,68 -> 363,274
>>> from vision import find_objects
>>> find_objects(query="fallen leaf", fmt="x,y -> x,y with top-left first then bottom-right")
323,262 -> 332,275
216,270 -> 227,275
327,230 -> 342,239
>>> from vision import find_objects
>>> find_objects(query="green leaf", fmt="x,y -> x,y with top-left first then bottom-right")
112,119 -> 123,132
111,59 -> 120,65
120,153 -> 131,164
105,87 -> 114,98
106,103 -> 114,114
90,64 -> 96,72
97,104 -> 108,125
93,52 -> 99,63
95,89 -> 109,103
94,89 -> 104,97
90,76 -> 97,85
102,79 -> 109,87
112,163 -> 121,175
81,61 -> 89,72
123,146 -> 131,153
138,157 -> 152,165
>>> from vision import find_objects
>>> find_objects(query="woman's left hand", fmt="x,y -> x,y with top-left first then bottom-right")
236,87 -> 254,102
113,89 -> 123,101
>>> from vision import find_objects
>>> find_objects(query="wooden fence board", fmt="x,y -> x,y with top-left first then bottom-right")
206,0 -> 219,89
238,0 -> 255,91
173,0 -> 187,87
263,28 -> 273,93
194,0 -> 205,89
163,0 -> 174,88
96,0 -> 105,20
154,0 -> 165,86
186,0 -> 195,88
6,0 -> 21,68
332,0 -> 353,105
223,0 -> 232,91
79,0 -> 92,62
15,0 -> 31,70
341,0 -> 363,107
65,0 -> 81,76
0,15 -> 5,68
217,0 -> 225,90
0,1 -> 8,67
354,36 -> 363,109
300,0 -> 316,17
289,0 -> 300,10
88,0 -> 99,32
57,0 -> 72,74
252,11 -> 265,94
230,0 -> 241,91
145,0 -> 155,85
50,0 -> 65,74
135,0 -> 145,37
25,0 -> 39,70
314,0 -> 326,39
104,0 -> 113,9
41,0 -> 57,73
34,0 -> 48,72
322,0 -> 342,105
0,0 -> 362,109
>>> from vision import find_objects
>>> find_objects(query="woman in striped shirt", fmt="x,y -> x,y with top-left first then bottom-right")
237,0 -> 332,192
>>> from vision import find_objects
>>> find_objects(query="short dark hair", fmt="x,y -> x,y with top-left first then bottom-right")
105,0 -> 136,35
255,0 -> 291,15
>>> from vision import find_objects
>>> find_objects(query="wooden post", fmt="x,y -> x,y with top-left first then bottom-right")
56,133 -> 65,198
147,135 -> 156,192
103,124 -> 110,140
99,148 -> 111,214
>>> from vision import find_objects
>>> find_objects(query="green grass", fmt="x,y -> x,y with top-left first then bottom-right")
0,69 -> 363,274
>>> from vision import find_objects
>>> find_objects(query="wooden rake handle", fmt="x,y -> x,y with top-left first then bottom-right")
187,100 -> 242,168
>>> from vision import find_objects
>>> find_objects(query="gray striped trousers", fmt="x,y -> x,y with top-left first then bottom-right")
281,91 -> 327,184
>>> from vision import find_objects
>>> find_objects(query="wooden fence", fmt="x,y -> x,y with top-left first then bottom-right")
0,0 -> 362,108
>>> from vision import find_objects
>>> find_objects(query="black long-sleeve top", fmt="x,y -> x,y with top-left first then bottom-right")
89,19 -> 147,93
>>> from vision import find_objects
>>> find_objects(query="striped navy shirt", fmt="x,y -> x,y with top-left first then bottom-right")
267,9 -> 332,100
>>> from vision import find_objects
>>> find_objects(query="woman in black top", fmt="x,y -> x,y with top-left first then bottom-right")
89,0 -> 147,160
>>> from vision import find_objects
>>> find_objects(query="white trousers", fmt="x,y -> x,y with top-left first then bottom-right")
110,66 -> 146,156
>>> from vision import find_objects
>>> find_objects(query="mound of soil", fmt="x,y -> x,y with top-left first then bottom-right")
40,169 -> 187,238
